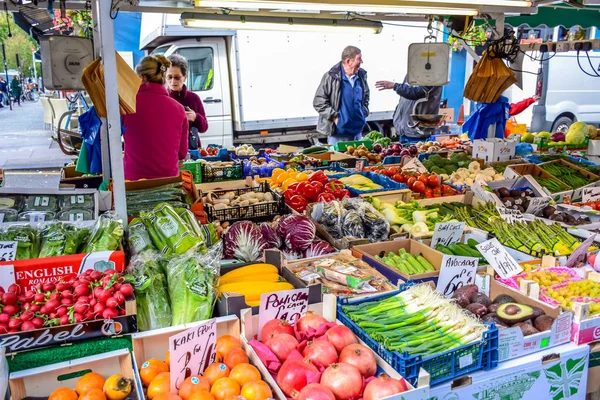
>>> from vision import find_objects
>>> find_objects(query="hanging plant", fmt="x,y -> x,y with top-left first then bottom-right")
52,10 -> 93,38
448,24 -> 489,52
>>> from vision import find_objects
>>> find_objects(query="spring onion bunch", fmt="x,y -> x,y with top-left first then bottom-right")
342,284 -> 487,357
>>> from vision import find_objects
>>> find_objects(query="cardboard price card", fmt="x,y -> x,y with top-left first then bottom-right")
476,238 -> 523,279
496,205 -> 525,223
258,288 -> 309,340
582,187 -> 600,203
436,255 -> 479,297
525,197 -> 550,215
169,318 -> 217,393
401,158 -> 427,174
0,242 -> 17,262
431,222 -> 466,247
566,234 -> 597,269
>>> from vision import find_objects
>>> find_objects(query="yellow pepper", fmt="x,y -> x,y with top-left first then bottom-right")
295,172 -> 309,182
281,178 -> 297,190
275,171 -> 290,184
271,168 -> 285,182
287,168 -> 298,179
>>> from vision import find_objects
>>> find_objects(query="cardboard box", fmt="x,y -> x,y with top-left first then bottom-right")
539,159 -> 600,202
8,348 -> 142,400
239,295 -> 431,400
309,151 -> 361,168
587,342 -> 600,393
307,203 -> 369,250
351,239 -> 444,284
60,166 -> 103,189
358,188 -> 412,204
473,139 -> 517,162
503,163 -> 574,202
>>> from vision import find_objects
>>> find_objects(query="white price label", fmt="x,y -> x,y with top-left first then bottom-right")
436,255 -> 478,297
431,222 -> 466,247
402,158 -> 427,174
28,213 -> 46,223
472,180 -> 497,203
496,205 -> 525,223
0,242 -> 17,262
582,187 -> 600,203
355,159 -> 365,172
566,234 -> 597,269
169,319 -> 217,393
525,197 -> 551,215
259,288 -> 309,341
476,238 -> 523,279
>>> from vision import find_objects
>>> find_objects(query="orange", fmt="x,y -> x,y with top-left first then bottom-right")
140,365 -> 162,387
210,378 -> 240,400
165,351 -> 171,367
188,392 -> 216,400
216,335 -> 241,362
79,389 -> 107,400
228,363 -> 261,387
178,376 -> 210,400
223,348 -> 248,370
49,388 -> 78,400
76,372 -> 106,396
154,394 -> 182,400
145,358 -> 169,373
203,363 -> 230,386
241,381 -> 272,400
147,372 -> 171,399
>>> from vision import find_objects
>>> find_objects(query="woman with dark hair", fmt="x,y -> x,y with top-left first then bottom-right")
166,54 -> 209,148
123,55 -> 188,181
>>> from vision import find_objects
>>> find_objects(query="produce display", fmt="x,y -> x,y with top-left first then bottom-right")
540,161 -> 597,189
339,174 -> 384,192
126,183 -> 194,218
421,152 -> 474,176
228,144 -> 258,156
203,189 -> 275,211
532,175 -> 571,194
195,146 -> 223,157
545,280 -> 600,314
435,240 -> 486,265
218,264 -> 294,307
48,372 -> 133,400
343,144 -> 383,165
279,170 -> 349,213
375,249 -> 436,275
0,193 -> 96,222
449,165 -> 504,187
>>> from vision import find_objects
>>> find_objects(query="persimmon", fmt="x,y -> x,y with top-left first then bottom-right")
154,394 -> 183,400
228,363 -> 261,387
140,365 -> 162,387
223,348 -> 248,370
144,358 -> 169,373
188,392 -> 216,400
210,378 -> 240,400
240,381 -> 272,400
48,388 -> 78,400
103,374 -> 133,400
79,389 -> 107,400
216,335 -> 241,362
147,372 -> 171,399
203,363 -> 230,386
178,376 -> 210,400
76,372 -> 106,396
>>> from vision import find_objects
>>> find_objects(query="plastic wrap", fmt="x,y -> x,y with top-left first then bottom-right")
0,224 -> 38,260
84,212 -> 124,253
355,202 -> 391,243
342,211 -> 365,238
0,209 -> 18,223
39,222 -> 89,258
58,209 -> 94,222
17,211 -> 56,222
59,194 -> 95,211
23,195 -> 58,212
128,218 -> 156,256
130,251 -> 172,331
165,242 -> 222,325
318,200 -> 345,239
0,196 -> 23,211
176,208 -> 205,245
140,203 -> 200,255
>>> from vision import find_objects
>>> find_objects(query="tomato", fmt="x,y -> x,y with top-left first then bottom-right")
424,187 -> 433,198
412,181 -> 426,194
392,173 -> 404,183
595,201 -> 600,211
427,175 -> 440,187
418,174 -> 429,184
406,177 -> 417,189
386,167 -> 397,177
200,149 -> 208,157
433,187 -> 442,198
584,202 -> 596,210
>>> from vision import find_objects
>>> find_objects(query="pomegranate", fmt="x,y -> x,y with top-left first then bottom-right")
262,318 -> 295,343
363,374 -> 408,400
294,383 -> 336,400
325,325 -> 358,353
266,333 -> 299,362
302,340 -> 338,368
339,344 -> 377,378
296,312 -> 328,332
320,363 -> 362,400
277,358 -> 319,397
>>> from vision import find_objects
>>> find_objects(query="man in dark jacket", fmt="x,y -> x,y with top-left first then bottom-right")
376,76 -> 442,140
313,46 -> 370,144
0,76 -> 6,107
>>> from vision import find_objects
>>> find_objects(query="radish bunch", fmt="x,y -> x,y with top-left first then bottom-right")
0,269 -> 134,333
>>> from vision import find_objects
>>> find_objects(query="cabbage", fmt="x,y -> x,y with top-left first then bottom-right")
304,239 -> 336,258
260,222 -> 282,249
277,215 -> 316,251
224,221 -> 267,262
565,122 -> 590,145
282,248 -> 303,261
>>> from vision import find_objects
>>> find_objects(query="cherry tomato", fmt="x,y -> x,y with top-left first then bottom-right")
406,177 -> 417,189
424,187 -> 434,198
418,174 -> 429,184
413,181 -> 426,194
392,173 -> 404,183
428,175 -> 440,187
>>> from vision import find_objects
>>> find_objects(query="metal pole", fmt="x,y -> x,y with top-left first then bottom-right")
31,49 -> 37,81
1,43 -> 12,111
96,0 -> 128,225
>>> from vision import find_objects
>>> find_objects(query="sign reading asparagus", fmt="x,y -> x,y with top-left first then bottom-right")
431,222 -> 466,247
436,255 -> 479,297
476,238 -> 523,279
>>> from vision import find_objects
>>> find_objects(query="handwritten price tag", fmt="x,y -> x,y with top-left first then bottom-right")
0,242 -> 17,262
402,158 -> 427,174
496,206 -> 525,223
431,222 -> 466,247
259,288 -> 309,341
476,238 -> 523,279
583,187 -> 600,203
169,319 -> 217,393
436,255 -> 478,297
525,197 -> 550,215
566,234 -> 597,269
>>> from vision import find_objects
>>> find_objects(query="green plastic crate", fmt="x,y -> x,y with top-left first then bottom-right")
180,161 -> 203,183
333,139 -> 373,152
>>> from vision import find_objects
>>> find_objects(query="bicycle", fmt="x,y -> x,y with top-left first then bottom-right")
24,89 -> 39,102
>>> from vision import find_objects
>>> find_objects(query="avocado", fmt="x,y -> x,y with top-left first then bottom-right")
534,315 -> 555,332
510,189 -> 522,198
496,303 -> 536,324
514,322 -> 540,336
498,188 -> 511,198
470,292 -> 491,307
492,294 -> 515,305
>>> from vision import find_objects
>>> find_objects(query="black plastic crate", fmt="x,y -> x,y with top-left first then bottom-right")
204,183 -> 286,223
200,162 -> 243,183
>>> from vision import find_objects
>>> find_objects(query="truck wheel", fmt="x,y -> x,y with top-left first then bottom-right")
552,116 -> 574,133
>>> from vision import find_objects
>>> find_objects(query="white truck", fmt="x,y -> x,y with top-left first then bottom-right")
140,13 -> 429,147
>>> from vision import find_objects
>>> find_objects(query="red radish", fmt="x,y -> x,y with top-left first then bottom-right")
74,285 -> 90,297
8,329 -> 18,333
276,358 -> 319,397
34,293 -> 45,303
31,317 -> 45,329
74,302 -> 89,315
98,290 -> 111,303
29,304 -> 40,312
265,333 -> 299,362
20,310 -> 34,321
93,303 -> 106,315
302,340 -> 338,368
42,282 -> 55,292
325,325 -> 358,353
78,278 -> 91,286
23,290 -> 35,301
21,321 -> 35,331
119,284 -> 134,297
106,297 -> 119,309
89,298 -> 98,307
61,298 -> 74,306
113,291 -> 125,305
261,319 -> 295,343
45,299 -> 59,313
296,312 -> 328,332
0,314 -> 8,324
8,318 -> 22,330
102,308 -> 119,319
0,286 -> 4,294
56,282 -> 70,292
93,286 -> 103,298
73,313 -> 83,323
84,311 -> 94,321
49,312 -> 57,319
61,290 -> 73,299
60,315 -> 70,325
320,363 -> 362,400
295,383 -> 336,400
2,292 -> 17,305
119,309 -> 126,315
8,284 -> 21,295
40,306 -> 48,315
104,269 -> 117,276
0,323 -> 8,334
57,307 -> 68,317
49,293 -> 61,301
339,344 -> 377,378
363,374 -> 408,400
3,305 -> 18,316
113,283 -> 122,291
90,270 -> 103,281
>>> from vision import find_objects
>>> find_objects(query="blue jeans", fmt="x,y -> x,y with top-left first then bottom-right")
327,133 -> 363,145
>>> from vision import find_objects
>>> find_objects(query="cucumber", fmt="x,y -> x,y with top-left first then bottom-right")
436,244 -> 455,255
467,238 -> 480,250
302,146 -> 329,154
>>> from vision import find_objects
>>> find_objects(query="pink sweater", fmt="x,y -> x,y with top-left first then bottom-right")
123,82 -> 189,181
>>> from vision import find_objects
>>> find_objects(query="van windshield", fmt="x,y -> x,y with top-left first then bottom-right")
151,45 -> 171,56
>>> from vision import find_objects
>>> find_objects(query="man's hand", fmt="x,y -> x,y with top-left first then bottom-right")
185,110 -> 197,122
334,117 -> 339,125
375,81 -> 395,91
533,95 -> 541,101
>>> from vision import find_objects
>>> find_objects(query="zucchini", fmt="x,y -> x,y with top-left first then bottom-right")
302,146 -> 329,154
467,238 -> 480,250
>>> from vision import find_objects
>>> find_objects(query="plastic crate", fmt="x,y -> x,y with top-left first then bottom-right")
337,284 -> 499,387
333,139 -> 373,152
327,171 -> 408,196
204,183 -> 285,223
189,147 -> 229,161
302,162 -> 351,175
200,162 -> 243,183
242,155 -> 285,178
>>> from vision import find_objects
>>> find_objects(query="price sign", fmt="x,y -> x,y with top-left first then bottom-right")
476,238 -> 523,279
402,158 -> 427,174
169,318 -> 217,393
436,255 -> 478,297
566,234 -> 597,269
259,288 -> 309,341
355,159 -> 365,172
582,187 -> 600,203
496,206 -> 525,223
431,222 -> 465,247
525,197 -> 550,215
0,242 -> 17,262
472,180 -> 497,204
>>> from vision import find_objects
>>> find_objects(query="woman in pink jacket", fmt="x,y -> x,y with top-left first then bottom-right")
123,55 -> 189,181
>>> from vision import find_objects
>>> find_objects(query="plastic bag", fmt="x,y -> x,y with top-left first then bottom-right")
176,208 -> 205,246
317,200 -> 345,239
0,224 -> 38,260
361,209 -> 390,243
58,209 -> 94,222
128,218 -> 156,256
342,211 -> 365,238
165,242 -> 222,325
0,209 -> 18,223
59,194 -> 95,211
23,195 -> 58,212
130,251 -> 172,331
39,222 -> 89,258
140,203 -> 200,255
84,212 -> 124,253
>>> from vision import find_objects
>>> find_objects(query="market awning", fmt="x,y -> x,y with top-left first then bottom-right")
506,4 -> 600,28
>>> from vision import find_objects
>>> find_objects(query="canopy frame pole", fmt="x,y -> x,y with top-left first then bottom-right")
95,0 -> 128,225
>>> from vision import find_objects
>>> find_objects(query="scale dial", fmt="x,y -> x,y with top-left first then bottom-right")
40,36 -> 93,90
407,42 -> 450,87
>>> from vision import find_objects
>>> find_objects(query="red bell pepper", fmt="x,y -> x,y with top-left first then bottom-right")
288,195 -> 309,213
317,192 -> 336,203
282,189 -> 296,202
287,182 -> 300,192
299,181 -> 323,202
324,179 -> 349,200
308,170 -> 329,185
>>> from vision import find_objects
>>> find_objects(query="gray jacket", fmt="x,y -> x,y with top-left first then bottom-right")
313,62 -> 370,136
392,77 -> 442,139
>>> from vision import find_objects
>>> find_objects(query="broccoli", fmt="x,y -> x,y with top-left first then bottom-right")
444,165 -> 457,174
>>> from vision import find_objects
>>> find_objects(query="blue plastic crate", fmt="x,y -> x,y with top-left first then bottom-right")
241,154 -> 285,178
189,147 -> 229,161
302,162 -> 351,175
337,284 -> 499,386
382,156 -> 402,165
327,171 -> 408,197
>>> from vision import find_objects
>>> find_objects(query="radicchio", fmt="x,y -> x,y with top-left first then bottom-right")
282,248 -> 303,261
224,221 -> 267,262
303,239 -> 336,259
260,222 -> 282,249
277,215 -> 316,251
